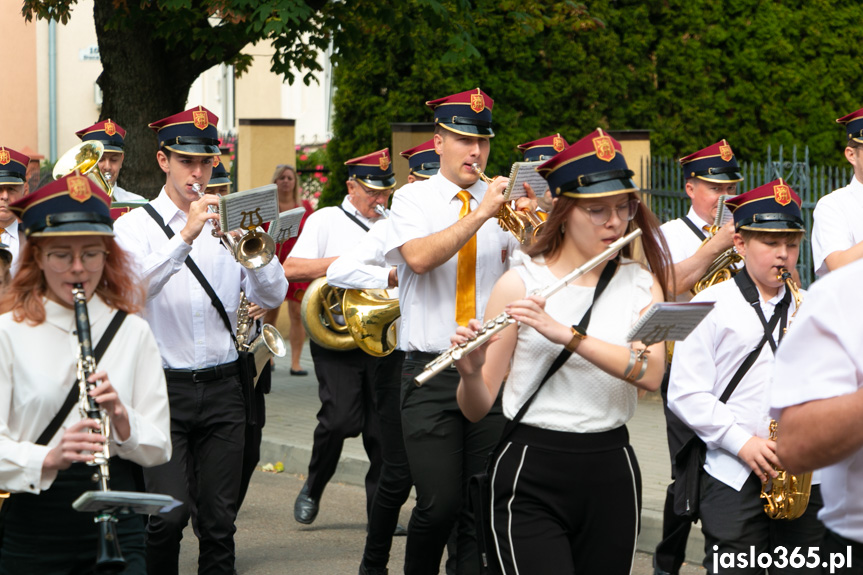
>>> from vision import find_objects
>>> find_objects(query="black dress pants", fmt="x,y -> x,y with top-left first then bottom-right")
400,357 -> 505,575
238,366 -> 270,510
306,342 -> 383,517
362,350 -> 413,570
144,374 -> 246,575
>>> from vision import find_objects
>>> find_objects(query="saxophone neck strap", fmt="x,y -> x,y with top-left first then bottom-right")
36,310 -> 128,446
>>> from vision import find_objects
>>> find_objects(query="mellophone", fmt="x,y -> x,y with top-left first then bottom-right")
414,229 -> 643,386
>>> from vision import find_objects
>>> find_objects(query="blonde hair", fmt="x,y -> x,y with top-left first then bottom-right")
272,164 -> 300,205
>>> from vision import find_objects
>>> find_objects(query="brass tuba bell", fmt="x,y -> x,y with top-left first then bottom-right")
53,141 -> 113,196
300,278 -> 357,351
343,288 -> 400,357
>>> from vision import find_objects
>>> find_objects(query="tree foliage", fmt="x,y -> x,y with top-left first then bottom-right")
326,0 -> 863,206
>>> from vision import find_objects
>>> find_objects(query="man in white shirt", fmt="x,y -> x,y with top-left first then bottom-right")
0,146 -> 29,277
384,88 -> 516,575
75,119 -> 147,203
655,140 -> 742,575
113,105 -> 288,575
772,258 -> 863,574
811,107 -> 863,277
284,148 -> 394,529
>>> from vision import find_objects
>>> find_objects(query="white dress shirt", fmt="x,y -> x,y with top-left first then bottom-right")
668,277 -> 801,491
289,196 -> 382,260
0,219 -> 21,277
384,173 -> 520,352
112,184 -> 147,204
112,188 -> 288,370
659,207 -> 710,266
505,258 -> 654,432
771,258 -> 863,542
0,296 -> 171,494
327,219 -> 394,291
811,176 -> 863,277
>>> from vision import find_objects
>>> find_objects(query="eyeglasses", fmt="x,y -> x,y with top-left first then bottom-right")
44,250 -> 109,273
576,198 -> 640,226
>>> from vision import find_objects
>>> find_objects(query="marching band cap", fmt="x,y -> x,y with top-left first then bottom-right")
149,105 -> 221,156
679,139 -> 743,183
345,149 -> 396,190
75,119 -> 127,153
518,133 -> 569,162
836,107 -> 863,144
11,171 -> 113,237
537,128 -> 638,199
725,178 -> 804,232
426,88 -> 494,138
208,156 -> 232,187
400,139 -> 440,180
0,146 -> 30,185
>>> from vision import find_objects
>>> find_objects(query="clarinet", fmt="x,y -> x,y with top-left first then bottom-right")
72,284 -> 127,573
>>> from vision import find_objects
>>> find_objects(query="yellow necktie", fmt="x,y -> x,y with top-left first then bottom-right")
455,190 -> 477,326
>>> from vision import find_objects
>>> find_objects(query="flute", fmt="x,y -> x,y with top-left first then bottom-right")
414,228 -> 642,386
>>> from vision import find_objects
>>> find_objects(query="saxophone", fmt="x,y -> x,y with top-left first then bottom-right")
236,291 -> 287,385
759,268 -> 811,520
72,284 -> 127,572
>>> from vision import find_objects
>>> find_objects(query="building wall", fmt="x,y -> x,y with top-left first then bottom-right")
0,2 -> 39,152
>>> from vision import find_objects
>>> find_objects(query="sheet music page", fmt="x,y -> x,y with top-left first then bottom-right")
269,206 -> 307,243
218,184 -> 279,232
504,161 -> 548,200
714,194 -> 734,227
626,302 -> 715,344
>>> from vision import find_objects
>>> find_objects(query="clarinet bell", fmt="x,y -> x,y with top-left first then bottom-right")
95,519 -> 127,573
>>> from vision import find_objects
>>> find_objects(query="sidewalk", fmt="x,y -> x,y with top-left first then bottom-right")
261,346 -> 705,564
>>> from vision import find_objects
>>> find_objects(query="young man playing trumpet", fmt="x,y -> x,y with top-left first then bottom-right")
113,105 -> 287,575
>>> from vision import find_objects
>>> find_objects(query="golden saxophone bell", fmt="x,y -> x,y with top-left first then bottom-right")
53,141 -> 113,197
690,225 -> 743,295
760,420 -> 812,520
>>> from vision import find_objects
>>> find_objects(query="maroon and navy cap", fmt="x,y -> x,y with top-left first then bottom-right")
836,107 -> 863,144
208,156 -> 231,187
0,146 -> 30,185
345,149 -> 396,190
76,119 -> 127,153
537,128 -> 637,199
679,140 -> 743,183
400,139 -> 439,180
11,172 -> 113,237
518,133 -> 568,162
149,105 -> 220,156
426,88 -> 494,138
726,178 -> 804,232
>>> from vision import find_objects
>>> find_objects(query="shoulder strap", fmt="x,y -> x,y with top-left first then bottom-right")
338,205 -> 370,232
143,204 -> 238,346
35,310 -> 128,446
496,258 -> 619,445
681,217 -> 707,241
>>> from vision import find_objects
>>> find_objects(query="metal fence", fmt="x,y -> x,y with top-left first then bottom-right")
639,145 -> 851,288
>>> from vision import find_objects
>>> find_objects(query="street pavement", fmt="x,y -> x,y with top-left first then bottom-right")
180,340 -> 707,574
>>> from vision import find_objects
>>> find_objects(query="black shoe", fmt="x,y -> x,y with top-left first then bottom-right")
393,523 -> 408,537
290,368 -> 308,376
653,567 -> 674,575
294,483 -> 319,524
359,562 -> 388,575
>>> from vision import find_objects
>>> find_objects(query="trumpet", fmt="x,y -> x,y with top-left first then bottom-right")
72,285 -> 126,572
194,183 -> 276,270
472,163 -> 545,245
414,229 -> 642,386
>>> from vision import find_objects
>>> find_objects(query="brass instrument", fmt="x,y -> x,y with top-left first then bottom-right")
471,163 -> 545,245
301,278 -> 357,351
759,268 -> 811,520
690,196 -> 742,295
415,229 -> 642,386
194,183 -> 277,270
236,291 -> 287,385
53,141 -> 113,197
71,285 -> 126,572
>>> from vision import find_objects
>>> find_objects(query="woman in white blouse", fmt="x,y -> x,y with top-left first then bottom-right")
0,174 -> 170,575
453,130 -> 672,575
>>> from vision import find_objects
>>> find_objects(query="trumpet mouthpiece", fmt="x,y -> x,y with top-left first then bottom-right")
192,183 -> 202,194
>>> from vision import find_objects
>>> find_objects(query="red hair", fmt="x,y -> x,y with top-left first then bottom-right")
0,236 -> 145,324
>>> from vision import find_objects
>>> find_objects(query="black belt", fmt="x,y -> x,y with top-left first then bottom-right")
405,351 -> 454,369
164,360 -> 240,383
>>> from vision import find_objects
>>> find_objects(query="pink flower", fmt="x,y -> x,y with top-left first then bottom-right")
314,191 -> 321,198
320,176 -> 328,183
295,145 -> 301,151
300,154 -> 308,161
316,164 -> 323,170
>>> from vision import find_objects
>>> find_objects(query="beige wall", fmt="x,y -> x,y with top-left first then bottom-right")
609,130 -> 652,189
391,123 -> 435,190
0,3 -> 38,152
237,120 -> 296,191
235,43 -> 284,121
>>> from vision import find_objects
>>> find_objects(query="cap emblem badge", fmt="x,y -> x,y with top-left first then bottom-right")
379,154 -> 390,171
593,135 -> 615,162
104,120 -> 116,137
0,150 -> 9,165
68,175 -> 92,203
719,143 -> 733,162
553,136 -> 565,153
193,111 -> 209,130
213,156 -> 221,167
470,93 -> 485,114
774,183 -> 792,206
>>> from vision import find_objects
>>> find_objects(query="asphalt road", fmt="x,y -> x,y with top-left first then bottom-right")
177,471 -> 706,574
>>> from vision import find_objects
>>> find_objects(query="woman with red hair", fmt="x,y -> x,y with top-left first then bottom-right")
0,174 -> 170,575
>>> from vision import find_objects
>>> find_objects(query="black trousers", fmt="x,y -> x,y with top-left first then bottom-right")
490,425 -> 641,575
306,342 -> 382,516
362,350 -> 413,570
400,358 -> 505,575
238,366 -> 270,510
0,460 -> 146,575
655,369 -> 694,573
822,529 -> 863,575
144,374 -> 246,575
700,473 -> 825,574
